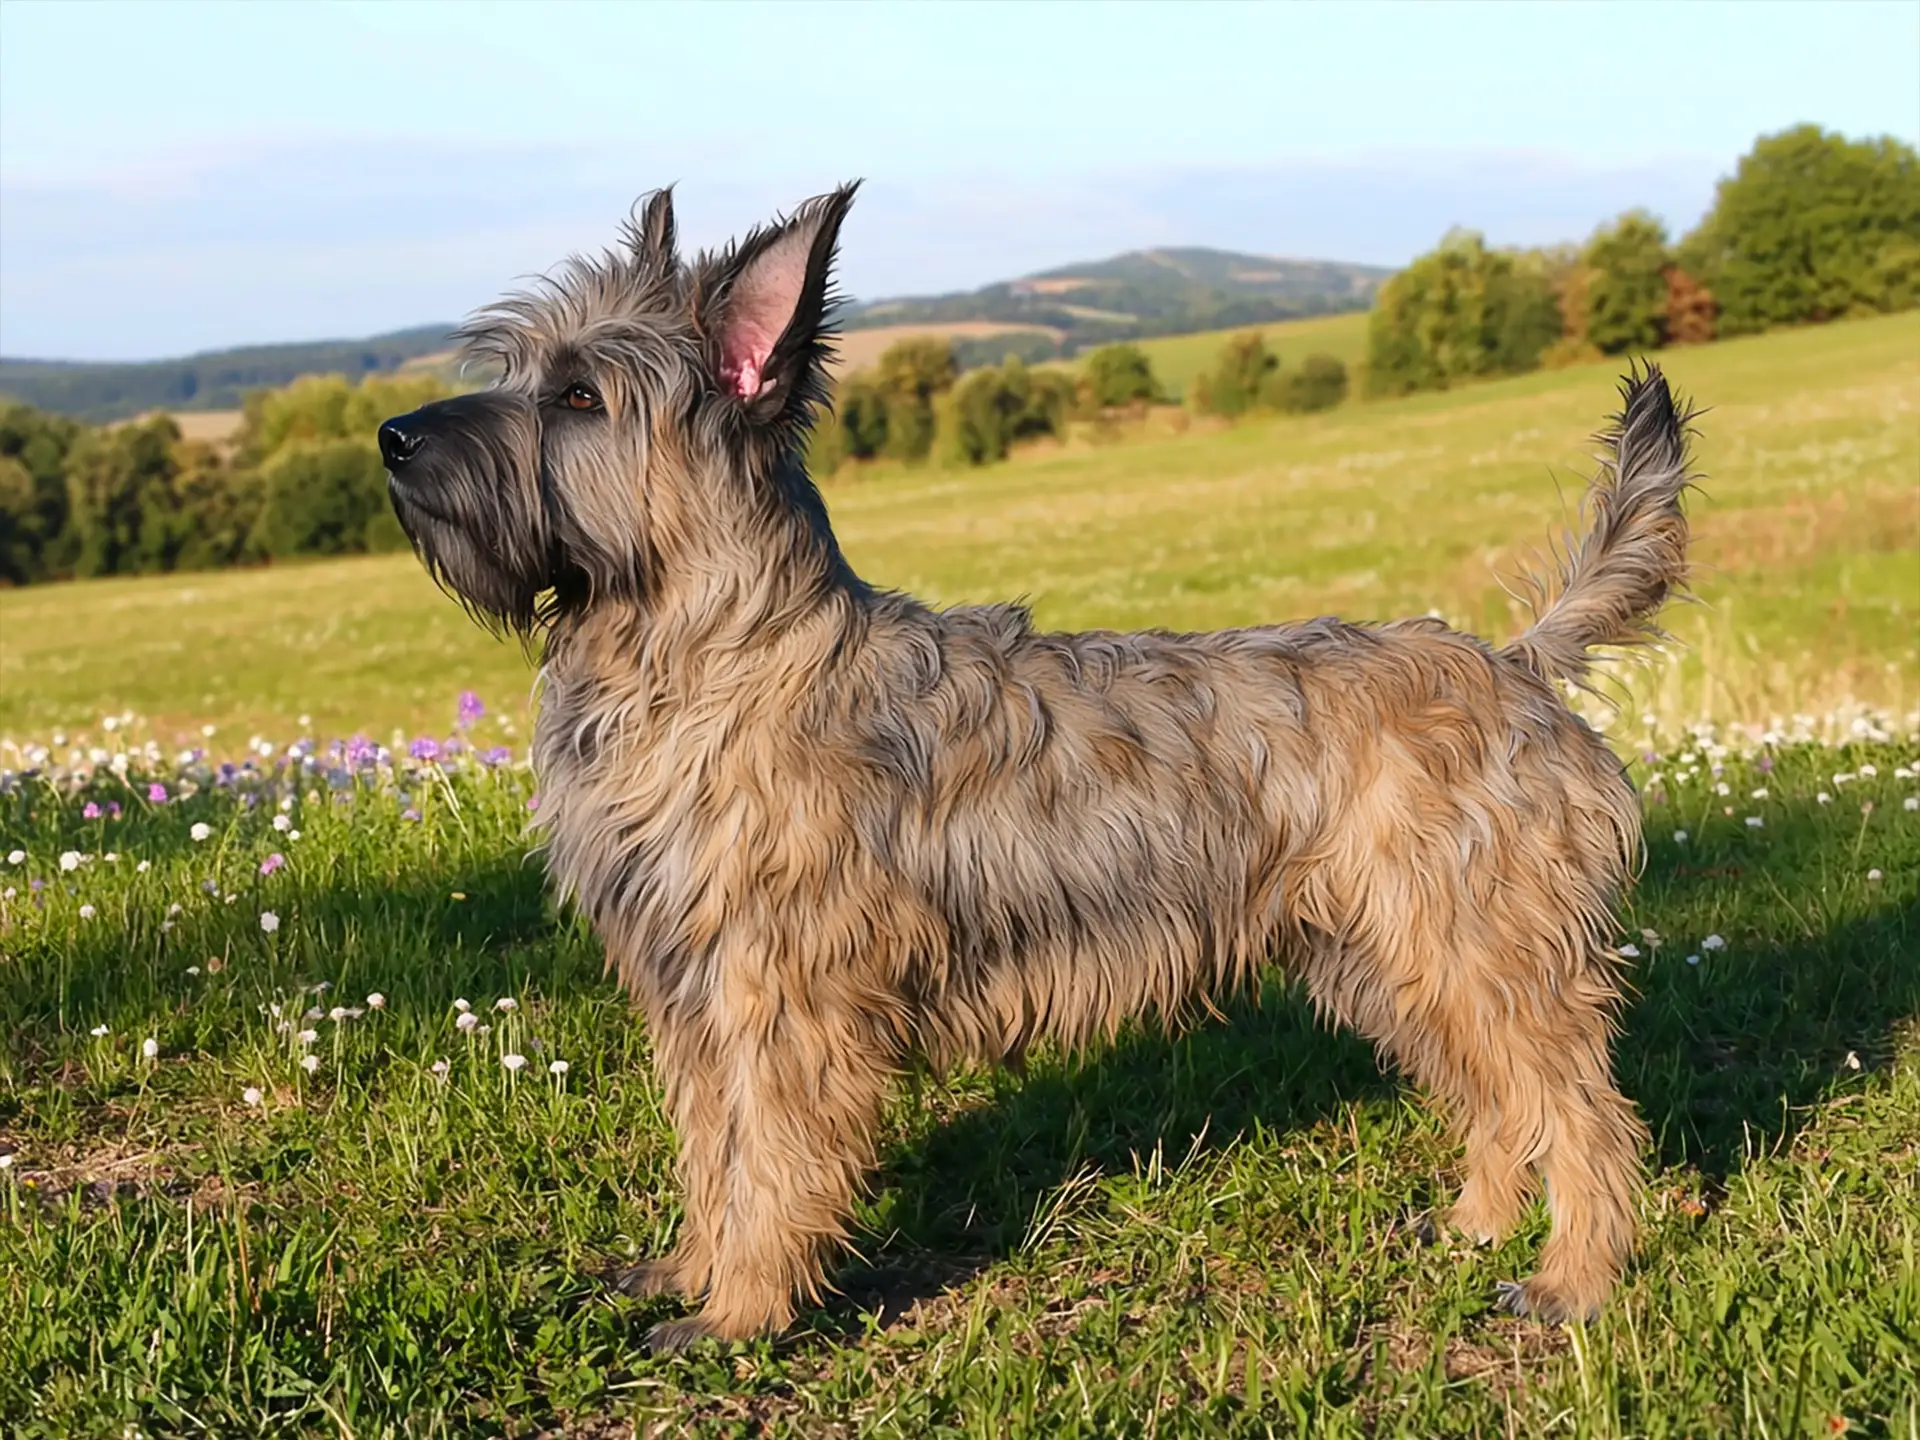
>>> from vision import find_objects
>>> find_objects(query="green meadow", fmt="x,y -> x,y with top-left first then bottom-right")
2,311 -> 1917,1437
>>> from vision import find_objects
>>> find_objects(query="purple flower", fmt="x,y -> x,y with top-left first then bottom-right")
148,784 -> 168,804
409,737 -> 440,763
401,807 -> 422,823
527,793 -> 540,812
456,690 -> 486,729
83,802 -> 102,819
481,746 -> 512,768
345,736 -> 376,769
108,802 -> 122,819
259,853 -> 286,876
1757,754 -> 1775,774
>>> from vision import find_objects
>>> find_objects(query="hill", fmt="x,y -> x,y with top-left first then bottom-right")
2,246 -> 1390,422
0,324 -> 459,423
845,245 -> 1390,364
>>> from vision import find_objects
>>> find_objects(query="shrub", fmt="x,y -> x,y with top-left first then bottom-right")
1662,267 -> 1718,346
1081,343 -> 1159,409
236,372 -> 452,469
0,402 -> 82,582
938,359 -> 1075,467
1364,230 -> 1561,398
874,339 -> 959,464
1192,333 -> 1278,417
1273,353 -> 1349,414
1584,210 -> 1673,354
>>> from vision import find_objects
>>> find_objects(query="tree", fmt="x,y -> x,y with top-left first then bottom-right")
253,439 -> 397,558
236,372 -> 451,469
873,338 -> 959,463
1662,267 -> 1718,346
0,402 -> 82,582
1679,125 -> 1920,335
1081,343 -> 1158,408
1364,231 -> 1561,398
1584,211 -> 1672,354
64,417 -> 185,576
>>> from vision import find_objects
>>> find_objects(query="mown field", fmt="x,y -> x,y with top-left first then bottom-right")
1,311 -> 1917,1438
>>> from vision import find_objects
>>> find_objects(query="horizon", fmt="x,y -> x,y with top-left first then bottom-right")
2,0 -> 1916,363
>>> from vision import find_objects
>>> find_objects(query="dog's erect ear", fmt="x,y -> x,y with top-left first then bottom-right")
703,181 -> 859,425
623,187 -> 678,271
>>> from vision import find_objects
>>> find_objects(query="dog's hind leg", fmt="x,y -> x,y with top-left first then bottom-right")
645,967 -> 898,1352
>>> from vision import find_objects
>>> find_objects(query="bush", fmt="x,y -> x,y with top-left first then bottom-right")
237,372 -> 451,469
0,402 -> 82,583
1273,353 -> 1349,414
1081,343 -> 1159,408
938,359 -> 1075,467
1679,125 -> 1920,335
1192,333 -> 1278,417
253,439 -> 400,558
874,339 -> 958,464
1662,267 -> 1718,346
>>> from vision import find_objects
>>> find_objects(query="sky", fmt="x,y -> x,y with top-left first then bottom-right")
2,0 -> 1915,361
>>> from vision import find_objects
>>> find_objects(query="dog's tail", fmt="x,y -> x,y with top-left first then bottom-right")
1502,363 -> 1699,688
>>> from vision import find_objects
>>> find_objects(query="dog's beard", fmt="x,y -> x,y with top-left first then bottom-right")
385,393 -> 555,636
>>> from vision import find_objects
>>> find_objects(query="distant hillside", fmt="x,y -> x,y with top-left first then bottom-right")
0,325 -> 459,423
2,245 -> 1393,422
845,246 -> 1391,361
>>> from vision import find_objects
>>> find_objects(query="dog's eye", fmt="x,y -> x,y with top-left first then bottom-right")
562,383 -> 601,412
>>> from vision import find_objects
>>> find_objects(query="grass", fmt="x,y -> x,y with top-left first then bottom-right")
1123,310 -> 1372,396
1,313 -> 1917,1436
3,311 -> 1912,747
1,714 -> 1916,1437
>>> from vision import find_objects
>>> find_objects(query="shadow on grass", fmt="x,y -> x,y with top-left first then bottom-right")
11,793 -> 1916,1340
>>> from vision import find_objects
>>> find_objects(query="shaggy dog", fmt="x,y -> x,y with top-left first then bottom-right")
381,184 -> 1693,1350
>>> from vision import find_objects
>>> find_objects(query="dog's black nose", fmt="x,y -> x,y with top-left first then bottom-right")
378,417 -> 427,469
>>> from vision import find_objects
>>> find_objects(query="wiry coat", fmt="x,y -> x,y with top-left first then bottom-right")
381,184 -> 1695,1350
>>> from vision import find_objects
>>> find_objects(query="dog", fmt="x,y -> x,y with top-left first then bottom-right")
381,183 -> 1692,1352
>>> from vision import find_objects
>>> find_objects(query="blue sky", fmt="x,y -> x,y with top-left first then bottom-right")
2,0 -> 1915,361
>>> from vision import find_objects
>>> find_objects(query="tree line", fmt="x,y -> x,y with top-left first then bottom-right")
1365,125 -> 1918,397
0,374 -> 446,585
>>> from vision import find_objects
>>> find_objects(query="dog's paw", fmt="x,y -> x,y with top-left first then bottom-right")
645,1316 -> 724,1355
1496,1277 -> 1602,1324
616,1258 -> 687,1299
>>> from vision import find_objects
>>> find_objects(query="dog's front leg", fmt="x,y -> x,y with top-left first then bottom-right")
644,943 -> 898,1353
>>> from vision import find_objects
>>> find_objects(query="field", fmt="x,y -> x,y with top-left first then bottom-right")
7,311 -> 1914,746
1125,310 -> 1371,396
2,313 -> 1918,1438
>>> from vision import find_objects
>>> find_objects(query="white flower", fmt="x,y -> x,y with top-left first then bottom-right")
0,1153 -> 12,1170
1834,772 -> 1854,785
453,998 -> 471,1013
1744,816 -> 1764,829
60,850 -> 82,872
5,849 -> 22,865
494,997 -> 517,1013
1749,788 -> 1768,800
1685,954 -> 1702,966
288,830 -> 302,841
304,1007 -> 323,1021
243,1086 -> 263,1106
1618,943 -> 1641,959
141,1038 -> 158,1060
297,1030 -> 318,1045
367,992 -> 386,1010
259,911 -> 280,933
1701,934 -> 1726,951
273,814 -> 292,832
166,903 -> 183,916
104,852 -> 118,863
1866,869 -> 1883,883
90,1024 -> 109,1037
549,1059 -> 569,1076
186,966 -> 200,976
1844,1051 -> 1862,1071
329,1006 -> 349,1022
202,724 -> 216,738
430,1058 -> 450,1078
1673,829 -> 1688,843
456,1011 -> 479,1032
1905,796 -> 1919,812
501,1053 -> 527,1072
1818,792 -> 1832,804
190,823 -> 212,842
1640,928 -> 1661,946
1860,764 -> 1878,778
137,860 -> 150,873
78,904 -> 97,919
160,921 -> 173,933
300,1054 -> 320,1074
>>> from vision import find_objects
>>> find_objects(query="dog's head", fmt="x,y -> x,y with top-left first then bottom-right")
380,183 -> 857,634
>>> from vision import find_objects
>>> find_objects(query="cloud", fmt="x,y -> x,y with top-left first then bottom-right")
0,140 -> 1727,360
